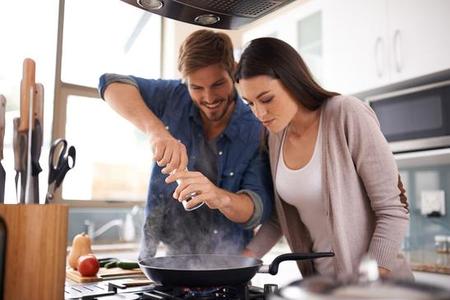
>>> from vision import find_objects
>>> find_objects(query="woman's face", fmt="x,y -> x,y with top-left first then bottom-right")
238,75 -> 298,133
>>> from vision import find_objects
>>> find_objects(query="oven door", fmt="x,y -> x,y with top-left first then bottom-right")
368,80 -> 450,153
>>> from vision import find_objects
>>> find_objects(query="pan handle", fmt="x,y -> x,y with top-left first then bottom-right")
260,252 -> 335,275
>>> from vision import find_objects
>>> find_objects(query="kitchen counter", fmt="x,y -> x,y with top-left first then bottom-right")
406,250 -> 450,274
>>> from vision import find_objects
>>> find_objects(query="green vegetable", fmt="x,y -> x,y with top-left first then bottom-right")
104,260 -> 118,268
117,261 -> 139,270
99,258 -> 117,267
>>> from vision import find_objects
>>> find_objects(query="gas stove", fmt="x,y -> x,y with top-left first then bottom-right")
65,278 -> 278,299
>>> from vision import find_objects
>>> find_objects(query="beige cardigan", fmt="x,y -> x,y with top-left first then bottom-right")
247,95 -> 412,279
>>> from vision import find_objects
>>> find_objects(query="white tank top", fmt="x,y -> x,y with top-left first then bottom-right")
275,114 -> 334,276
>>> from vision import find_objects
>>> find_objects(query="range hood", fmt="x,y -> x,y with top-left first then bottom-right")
120,0 -> 297,30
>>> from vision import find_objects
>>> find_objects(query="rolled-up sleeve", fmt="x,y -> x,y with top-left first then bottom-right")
98,73 -> 139,99
237,189 -> 263,229
238,147 -> 274,228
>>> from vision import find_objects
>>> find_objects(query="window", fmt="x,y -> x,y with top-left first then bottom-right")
57,0 -> 162,203
64,96 -> 151,201
61,0 -> 161,88
0,0 -> 59,204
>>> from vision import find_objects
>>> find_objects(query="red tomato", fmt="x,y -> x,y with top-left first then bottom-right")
77,254 -> 100,277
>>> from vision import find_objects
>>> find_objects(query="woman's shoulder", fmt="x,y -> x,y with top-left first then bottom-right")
325,94 -> 368,111
324,95 -> 375,120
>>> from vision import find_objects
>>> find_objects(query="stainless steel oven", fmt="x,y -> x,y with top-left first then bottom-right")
367,80 -> 450,153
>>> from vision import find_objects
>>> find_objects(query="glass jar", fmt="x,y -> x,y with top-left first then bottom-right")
434,235 -> 448,253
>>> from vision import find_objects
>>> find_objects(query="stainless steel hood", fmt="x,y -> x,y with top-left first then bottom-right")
120,0 -> 297,30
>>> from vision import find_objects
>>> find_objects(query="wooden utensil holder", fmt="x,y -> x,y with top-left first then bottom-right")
0,204 -> 68,300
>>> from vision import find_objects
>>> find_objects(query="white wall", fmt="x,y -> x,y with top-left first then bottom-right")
160,0 -> 310,78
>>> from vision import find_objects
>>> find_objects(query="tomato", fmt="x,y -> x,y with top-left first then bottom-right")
77,254 -> 100,277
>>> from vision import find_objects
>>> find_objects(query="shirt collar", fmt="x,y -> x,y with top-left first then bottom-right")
188,94 -> 248,141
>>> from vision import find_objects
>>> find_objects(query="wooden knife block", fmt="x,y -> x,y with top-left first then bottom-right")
0,204 -> 68,300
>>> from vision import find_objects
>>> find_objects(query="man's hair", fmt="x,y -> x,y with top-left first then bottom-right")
178,30 -> 235,79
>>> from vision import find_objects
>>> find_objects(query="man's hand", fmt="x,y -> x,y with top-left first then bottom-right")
151,132 -> 188,174
166,170 -> 229,210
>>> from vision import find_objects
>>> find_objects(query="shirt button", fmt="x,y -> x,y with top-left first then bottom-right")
218,151 -> 223,156
213,230 -> 218,234
229,172 -> 234,176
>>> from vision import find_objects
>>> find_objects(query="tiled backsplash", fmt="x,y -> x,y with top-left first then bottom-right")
399,162 -> 450,251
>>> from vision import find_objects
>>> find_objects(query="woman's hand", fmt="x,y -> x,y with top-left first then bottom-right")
378,266 -> 391,278
241,248 -> 256,257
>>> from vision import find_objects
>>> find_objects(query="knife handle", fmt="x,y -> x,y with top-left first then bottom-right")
19,58 -> 36,132
0,95 -> 5,160
34,83 -> 44,128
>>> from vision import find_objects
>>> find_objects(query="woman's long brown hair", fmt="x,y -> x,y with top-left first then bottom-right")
235,37 -> 339,111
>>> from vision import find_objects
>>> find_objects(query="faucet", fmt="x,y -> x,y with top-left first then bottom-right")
84,213 -> 136,243
84,219 -> 124,242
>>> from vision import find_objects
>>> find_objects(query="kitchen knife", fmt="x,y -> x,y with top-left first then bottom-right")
13,118 -> 28,204
30,83 -> 44,204
19,58 -> 35,133
19,58 -> 36,204
0,95 -> 6,203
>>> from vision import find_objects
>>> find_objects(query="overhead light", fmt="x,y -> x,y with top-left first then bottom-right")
194,14 -> 220,26
137,0 -> 164,10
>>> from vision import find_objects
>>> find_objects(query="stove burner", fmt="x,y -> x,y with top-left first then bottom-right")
66,280 -> 270,299
182,286 -> 240,299
142,284 -> 244,299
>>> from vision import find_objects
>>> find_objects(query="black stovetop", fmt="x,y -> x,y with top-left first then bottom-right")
65,279 -> 276,300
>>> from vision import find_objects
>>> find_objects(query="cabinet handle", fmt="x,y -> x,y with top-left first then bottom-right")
393,29 -> 403,73
374,37 -> 384,78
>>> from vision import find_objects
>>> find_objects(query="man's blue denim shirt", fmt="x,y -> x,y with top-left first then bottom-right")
98,74 -> 273,256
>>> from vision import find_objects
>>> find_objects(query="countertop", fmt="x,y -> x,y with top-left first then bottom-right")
77,244 -> 450,278
406,250 -> 450,274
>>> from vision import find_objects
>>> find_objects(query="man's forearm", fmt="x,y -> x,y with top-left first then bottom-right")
104,82 -> 167,137
218,191 -> 254,223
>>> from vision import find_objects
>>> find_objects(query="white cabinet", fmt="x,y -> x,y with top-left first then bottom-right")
241,0 -> 324,81
321,0 -> 450,94
387,0 -> 450,83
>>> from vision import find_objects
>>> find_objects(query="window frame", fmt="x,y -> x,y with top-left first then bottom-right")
52,0 -> 162,207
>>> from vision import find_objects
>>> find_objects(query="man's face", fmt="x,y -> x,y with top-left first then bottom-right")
186,64 -> 235,124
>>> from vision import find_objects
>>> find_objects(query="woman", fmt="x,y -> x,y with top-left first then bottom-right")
235,37 -> 412,280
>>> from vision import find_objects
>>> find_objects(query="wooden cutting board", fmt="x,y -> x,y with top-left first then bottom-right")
66,267 -> 144,283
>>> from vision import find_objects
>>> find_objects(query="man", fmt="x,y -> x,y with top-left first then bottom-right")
98,30 -> 273,259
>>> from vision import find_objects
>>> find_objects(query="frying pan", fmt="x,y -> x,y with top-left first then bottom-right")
139,252 -> 334,287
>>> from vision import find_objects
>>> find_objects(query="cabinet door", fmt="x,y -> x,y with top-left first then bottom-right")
387,0 -> 450,82
241,0 -> 323,80
322,0 -> 390,94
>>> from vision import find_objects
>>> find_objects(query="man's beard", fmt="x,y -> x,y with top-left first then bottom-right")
200,89 -> 237,122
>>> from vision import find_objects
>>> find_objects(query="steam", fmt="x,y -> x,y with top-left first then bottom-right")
138,188 -> 251,268
141,255 -> 257,270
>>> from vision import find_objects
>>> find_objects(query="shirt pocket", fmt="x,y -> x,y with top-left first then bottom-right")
220,166 -> 245,192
